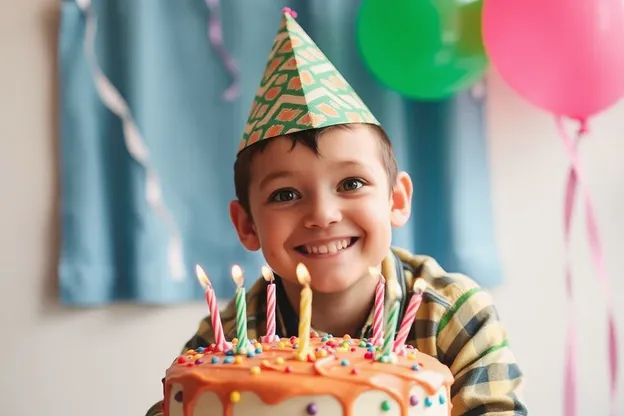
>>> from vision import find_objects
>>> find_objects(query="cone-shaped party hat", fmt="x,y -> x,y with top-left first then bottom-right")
238,7 -> 380,153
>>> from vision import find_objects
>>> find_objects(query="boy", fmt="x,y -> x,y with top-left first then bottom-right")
147,8 -> 526,415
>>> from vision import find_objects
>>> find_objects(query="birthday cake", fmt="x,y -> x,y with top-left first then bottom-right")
163,334 -> 453,416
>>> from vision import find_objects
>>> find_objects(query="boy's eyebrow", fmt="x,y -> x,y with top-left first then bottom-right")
259,160 -> 369,189
259,170 -> 296,190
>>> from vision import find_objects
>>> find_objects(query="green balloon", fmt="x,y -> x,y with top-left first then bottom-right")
356,0 -> 489,100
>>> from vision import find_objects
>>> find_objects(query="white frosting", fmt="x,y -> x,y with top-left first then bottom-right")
168,382 -> 449,415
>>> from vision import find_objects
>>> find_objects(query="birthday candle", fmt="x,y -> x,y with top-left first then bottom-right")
394,279 -> 427,352
195,265 -> 228,351
382,280 -> 401,357
231,265 -> 250,354
296,263 -> 312,360
261,265 -> 278,342
369,267 -> 385,346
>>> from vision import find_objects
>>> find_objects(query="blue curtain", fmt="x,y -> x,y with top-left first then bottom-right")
58,0 -> 502,306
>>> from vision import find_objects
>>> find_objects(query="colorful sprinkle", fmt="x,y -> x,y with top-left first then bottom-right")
424,397 -> 433,407
176,356 -> 187,364
290,336 -> 298,344
311,331 -> 319,338
230,391 -> 241,403
226,350 -> 234,356
224,356 -> 234,364
211,357 -> 219,364
351,368 -> 359,375
247,351 -> 256,358
196,347 -> 205,353
367,347 -> 375,352
341,342 -> 349,348
343,334 -> 351,341
321,337 -> 329,342
174,391 -> 183,403
412,364 -> 421,371
255,347 -> 263,354
315,349 -> 328,358
195,359 -> 204,365
364,352 -> 374,359
275,357 -> 285,365
410,395 -> 419,406
261,359 -> 270,367
186,363 -> 194,367
306,402 -> 318,415
439,394 -> 446,404
381,400 -> 391,411
359,341 -> 367,347
232,338 -> 239,345
285,366 -> 293,373
234,356 -> 243,364
250,366 -> 261,375
340,359 -> 349,366
379,355 -> 391,363
278,342 -> 286,349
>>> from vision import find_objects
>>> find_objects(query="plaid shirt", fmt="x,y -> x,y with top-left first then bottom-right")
147,247 -> 527,416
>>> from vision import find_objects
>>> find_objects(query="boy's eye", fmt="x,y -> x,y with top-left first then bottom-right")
340,178 -> 365,192
269,189 -> 300,203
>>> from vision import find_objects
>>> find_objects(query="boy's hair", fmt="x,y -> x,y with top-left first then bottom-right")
233,123 -> 398,216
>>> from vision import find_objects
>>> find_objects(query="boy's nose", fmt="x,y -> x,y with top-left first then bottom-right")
302,197 -> 343,229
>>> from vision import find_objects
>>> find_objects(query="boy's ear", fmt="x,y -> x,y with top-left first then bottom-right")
390,171 -> 413,227
229,200 -> 261,251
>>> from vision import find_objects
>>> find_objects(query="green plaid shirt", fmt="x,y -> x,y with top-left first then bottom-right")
147,247 -> 527,415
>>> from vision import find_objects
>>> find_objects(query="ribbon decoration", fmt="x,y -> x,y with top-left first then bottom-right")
556,117 -> 619,416
204,0 -> 240,101
75,0 -> 186,281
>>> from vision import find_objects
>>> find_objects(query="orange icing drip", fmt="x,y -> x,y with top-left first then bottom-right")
163,335 -> 453,416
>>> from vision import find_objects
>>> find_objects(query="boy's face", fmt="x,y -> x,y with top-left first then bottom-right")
230,124 -> 412,293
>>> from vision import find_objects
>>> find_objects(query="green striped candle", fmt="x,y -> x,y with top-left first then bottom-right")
232,265 -> 250,354
381,280 -> 401,357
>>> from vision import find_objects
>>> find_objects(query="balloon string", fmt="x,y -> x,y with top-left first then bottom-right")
555,116 -> 618,416
204,0 -> 240,101
76,0 -> 187,281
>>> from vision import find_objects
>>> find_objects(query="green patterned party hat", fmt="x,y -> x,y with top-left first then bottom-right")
238,8 -> 380,153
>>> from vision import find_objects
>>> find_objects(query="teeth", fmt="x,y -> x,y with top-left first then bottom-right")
304,239 -> 350,254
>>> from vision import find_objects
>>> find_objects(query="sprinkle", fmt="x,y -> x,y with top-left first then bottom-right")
439,394 -> 446,404
224,356 -> 234,364
230,391 -> 241,403
186,349 -> 196,355
379,355 -> 391,363
226,350 -> 234,356
367,347 -> 375,353
192,354 -> 203,361
343,334 -> 351,341
255,348 -> 262,354
412,364 -> 421,371
234,356 -> 243,364
195,359 -> 204,365
341,342 -> 349,349
328,334 -> 334,338
410,395 -> 419,406
232,338 -> 239,345
311,331 -> 319,338
381,400 -> 391,412
364,352 -> 374,359
278,342 -> 286,349
424,397 -> 433,407
263,344 -> 271,351
174,391 -> 183,403
285,366 -> 293,373
306,402 -> 318,415
340,359 -> 349,366
211,357 -> 219,364
366,342 -> 373,348
238,347 -> 248,356
350,347 -> 357,352
254,342 -> 262,349
186,362 -> 193,367
321,337 -> 329,342
351,368 -> 359,375
196,347 -> 205,353
250,366 -> 261,375
315,349 -> 328,358
275,357 -> 285,365
408,353 -> 418,360
293,344 -> 298,349
247,351 -> 255,358
359,341 -> 367,348
261,359 -> 270,367
177,356 -> 187,364
290,336 -> 298,344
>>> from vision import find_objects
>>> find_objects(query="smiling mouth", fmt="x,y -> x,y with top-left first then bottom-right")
294,237 -> 359,255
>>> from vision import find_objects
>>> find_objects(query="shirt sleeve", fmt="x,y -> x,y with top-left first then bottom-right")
436,286 -> 528,415
145,401 -> 163,416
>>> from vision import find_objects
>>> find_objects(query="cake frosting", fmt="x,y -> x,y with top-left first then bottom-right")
163,333 -> 453,416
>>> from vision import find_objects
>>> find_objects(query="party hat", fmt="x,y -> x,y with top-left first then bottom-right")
238,8 -> 380,153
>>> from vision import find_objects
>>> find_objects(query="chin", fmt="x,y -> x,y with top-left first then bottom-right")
309,275 -> 361,294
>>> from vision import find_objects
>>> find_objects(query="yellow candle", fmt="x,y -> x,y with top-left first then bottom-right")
296,263 -> 312,360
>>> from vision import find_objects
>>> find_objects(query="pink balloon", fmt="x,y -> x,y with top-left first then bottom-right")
483,0 -> 624,121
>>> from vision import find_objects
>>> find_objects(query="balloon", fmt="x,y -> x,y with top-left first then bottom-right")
483,0 -> 624,121
356,0 -> 488,100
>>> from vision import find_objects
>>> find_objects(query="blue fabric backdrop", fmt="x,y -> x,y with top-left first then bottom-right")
58,0 -> 502,305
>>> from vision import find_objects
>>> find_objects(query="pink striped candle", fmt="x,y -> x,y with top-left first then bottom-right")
393,279 -> 427,352
195,265 -> 229,351
260,265 -> 279,343
369,267 -> 385,346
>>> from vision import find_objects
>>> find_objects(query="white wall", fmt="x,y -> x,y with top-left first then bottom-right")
1,1 -> 622,415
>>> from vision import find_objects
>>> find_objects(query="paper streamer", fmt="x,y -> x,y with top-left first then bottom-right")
204,0 -> 240,101
556,117 -> 619,416
76,0 -> 187,281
